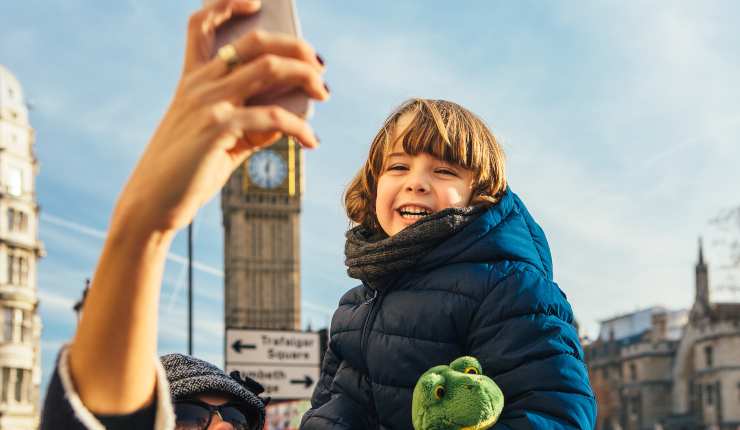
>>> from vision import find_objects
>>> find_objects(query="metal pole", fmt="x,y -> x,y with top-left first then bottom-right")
188,222 -> 193,355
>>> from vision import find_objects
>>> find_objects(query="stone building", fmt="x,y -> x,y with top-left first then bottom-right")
221,137 -> 303,330
668,241 -> 740,429
0,65 -> 44,430
585,241 -> 740,430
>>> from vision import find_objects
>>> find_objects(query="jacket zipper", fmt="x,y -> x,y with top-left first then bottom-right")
359,283 -> 385,428
360,286 -> 382,368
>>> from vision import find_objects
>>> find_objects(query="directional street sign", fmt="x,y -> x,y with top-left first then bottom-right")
225,364 -> 320,399
225,329 -> 321,400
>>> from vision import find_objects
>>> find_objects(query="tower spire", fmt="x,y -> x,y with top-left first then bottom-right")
694,236 -> 710,315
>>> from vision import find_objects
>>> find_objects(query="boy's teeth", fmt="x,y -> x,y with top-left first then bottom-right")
398,205 -> 431,219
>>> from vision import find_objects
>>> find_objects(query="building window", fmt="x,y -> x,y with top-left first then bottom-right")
706,384 -> 713,406
14,368 -> 23,402
20,256 -> 28,285
629,363 -> 637,381
2,308 -> 13,342
5,167 -> 23,196
7,253 -> 29,286
20,310 -> 32,344
7,255 -> 13,284
1,367 -> 9,403
704,345 -> 713,368
7,208 -> 29,232
629,396 -> 640,417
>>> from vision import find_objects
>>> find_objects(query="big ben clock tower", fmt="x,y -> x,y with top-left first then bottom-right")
222,136 -> 302,330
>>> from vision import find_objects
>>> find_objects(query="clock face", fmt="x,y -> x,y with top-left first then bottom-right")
248,149 -> 287,189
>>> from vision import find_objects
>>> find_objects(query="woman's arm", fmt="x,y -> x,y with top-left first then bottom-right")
64,0 -> 327,415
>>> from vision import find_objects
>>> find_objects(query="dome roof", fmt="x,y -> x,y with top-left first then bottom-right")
0,64 -> 29,125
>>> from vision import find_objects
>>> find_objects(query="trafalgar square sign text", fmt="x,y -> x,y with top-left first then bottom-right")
225,329 -> 321,400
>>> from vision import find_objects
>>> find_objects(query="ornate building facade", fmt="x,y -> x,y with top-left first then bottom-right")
585,241 -> 740,430
0,65 -> 43,429
222,137 -> 303,331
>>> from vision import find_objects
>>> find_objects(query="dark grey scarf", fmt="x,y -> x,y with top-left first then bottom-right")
345,204 -> 488,288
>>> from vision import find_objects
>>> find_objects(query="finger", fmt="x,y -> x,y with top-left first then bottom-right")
195,29 -> 324,82
183,0 -> 262,74
201,54 -> 329,104
224,105 -> 319,150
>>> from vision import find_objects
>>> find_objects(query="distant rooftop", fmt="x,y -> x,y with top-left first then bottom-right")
598,306 -> 688,342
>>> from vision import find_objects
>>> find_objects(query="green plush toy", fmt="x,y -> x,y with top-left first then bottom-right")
412,356 -> 504,430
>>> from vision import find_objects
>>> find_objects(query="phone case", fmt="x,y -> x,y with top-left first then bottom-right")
211,0 -> 313,118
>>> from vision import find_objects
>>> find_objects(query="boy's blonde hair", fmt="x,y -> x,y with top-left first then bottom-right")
344,98 -> 507,231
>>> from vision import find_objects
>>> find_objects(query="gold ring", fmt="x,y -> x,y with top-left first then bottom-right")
217,44 -> 241,70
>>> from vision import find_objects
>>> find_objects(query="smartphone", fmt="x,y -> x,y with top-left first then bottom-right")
210,0 -> 313,118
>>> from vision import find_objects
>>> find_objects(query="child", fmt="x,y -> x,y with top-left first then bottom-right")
300,99 -> 596,429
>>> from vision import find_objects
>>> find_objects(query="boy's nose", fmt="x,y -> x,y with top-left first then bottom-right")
405,183 -> 428,193
404,175 -> 430,193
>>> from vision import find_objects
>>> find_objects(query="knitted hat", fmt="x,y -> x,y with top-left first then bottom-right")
160,353 -> 267,428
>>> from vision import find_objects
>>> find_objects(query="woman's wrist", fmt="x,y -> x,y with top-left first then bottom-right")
109,196 -> 180,246
106,217 -> 176,256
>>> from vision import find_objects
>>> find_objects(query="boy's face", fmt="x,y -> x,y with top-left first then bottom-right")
375,115 -> 474,237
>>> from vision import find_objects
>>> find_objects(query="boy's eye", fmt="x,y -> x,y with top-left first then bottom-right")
435,168 -> 457,176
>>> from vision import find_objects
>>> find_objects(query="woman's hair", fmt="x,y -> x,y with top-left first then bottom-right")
344,98 -> 507,230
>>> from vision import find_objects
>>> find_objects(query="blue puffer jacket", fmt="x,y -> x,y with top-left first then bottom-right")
301,189 -> 596,429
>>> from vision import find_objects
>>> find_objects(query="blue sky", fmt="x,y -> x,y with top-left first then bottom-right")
2,0 -> 740,395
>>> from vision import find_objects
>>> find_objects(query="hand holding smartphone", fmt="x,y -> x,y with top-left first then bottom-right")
210,0 -> 313,118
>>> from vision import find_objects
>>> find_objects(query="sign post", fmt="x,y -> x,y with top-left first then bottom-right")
225,329 -> 320,400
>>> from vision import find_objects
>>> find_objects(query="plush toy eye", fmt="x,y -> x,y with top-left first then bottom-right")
464,366 -> 479,375
434,385 -> 445,400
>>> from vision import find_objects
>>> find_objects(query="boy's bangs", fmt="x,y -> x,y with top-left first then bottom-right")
387,110 -> 489,178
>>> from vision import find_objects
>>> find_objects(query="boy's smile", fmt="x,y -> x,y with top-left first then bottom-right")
376,115 -> 475,236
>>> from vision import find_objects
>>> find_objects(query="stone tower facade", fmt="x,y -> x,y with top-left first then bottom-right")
0,65 -> 44,430
222,137 -> 302,331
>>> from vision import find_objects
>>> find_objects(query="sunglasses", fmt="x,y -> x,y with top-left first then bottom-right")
174,399 -> 258,430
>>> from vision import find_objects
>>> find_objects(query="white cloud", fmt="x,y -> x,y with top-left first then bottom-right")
38,290 -> 77,319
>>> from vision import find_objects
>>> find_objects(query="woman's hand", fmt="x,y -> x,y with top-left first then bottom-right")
67,0 -> 327,414
115,0 -> 327,235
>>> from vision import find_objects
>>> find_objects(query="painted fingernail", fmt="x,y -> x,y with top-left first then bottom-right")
323,83 -> 330,93
316,54 -> 325,66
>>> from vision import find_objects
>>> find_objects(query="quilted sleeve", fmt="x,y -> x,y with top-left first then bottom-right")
467,268 -> 597,430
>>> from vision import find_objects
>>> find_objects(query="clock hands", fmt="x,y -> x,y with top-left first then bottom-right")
248,150 -> 286,189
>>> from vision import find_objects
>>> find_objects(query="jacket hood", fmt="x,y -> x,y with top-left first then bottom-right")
416,188 -> 553,280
